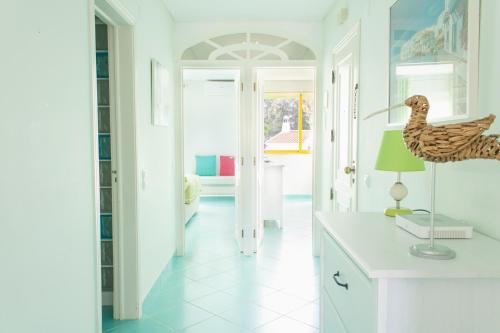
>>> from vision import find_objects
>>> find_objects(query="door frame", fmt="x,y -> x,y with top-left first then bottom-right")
90,0 -> 139,329
176,61 -> 318,257
177,64 -> 248,255
253,66 -> 317,254
331,22 -> 361,213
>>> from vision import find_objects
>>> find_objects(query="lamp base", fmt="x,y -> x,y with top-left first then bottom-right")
384,207 -> 412,217
409,243 -> 456,260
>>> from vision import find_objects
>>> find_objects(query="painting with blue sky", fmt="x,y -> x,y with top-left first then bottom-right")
389,0 -> 471,124
390,0 -> 468,63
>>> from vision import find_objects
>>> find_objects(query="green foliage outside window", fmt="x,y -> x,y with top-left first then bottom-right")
263,93 -> 313,141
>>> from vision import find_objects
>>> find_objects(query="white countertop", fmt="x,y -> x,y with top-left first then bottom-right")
316,212 -> 500,279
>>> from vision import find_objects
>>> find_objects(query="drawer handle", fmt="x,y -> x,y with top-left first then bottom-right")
333,271 -> 349,290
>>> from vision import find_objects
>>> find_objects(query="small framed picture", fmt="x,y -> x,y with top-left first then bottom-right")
151,59 -> 169,126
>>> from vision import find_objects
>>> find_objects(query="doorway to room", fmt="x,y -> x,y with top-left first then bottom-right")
92,4 -> 139,328
94,15 -> 118,319
253,67 -> 316,252
181,68 -> 244,255
177,33 -> 319,258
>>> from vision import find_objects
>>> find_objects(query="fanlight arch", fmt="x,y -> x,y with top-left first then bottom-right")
181,33 -> 316,61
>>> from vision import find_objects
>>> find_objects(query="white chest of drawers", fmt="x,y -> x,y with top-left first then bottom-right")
316,212 -> 500,333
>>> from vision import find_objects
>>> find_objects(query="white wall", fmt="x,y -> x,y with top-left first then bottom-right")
265,155 -> 313,195
0,0 -> 177,331
0,1 -> 98,332
264,80 -> 314,93
321,0 -> 500,239
183,80 -> 238,175
131,0 -> 177,305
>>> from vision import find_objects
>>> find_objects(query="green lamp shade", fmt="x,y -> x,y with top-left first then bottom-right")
375,130 -> 425,172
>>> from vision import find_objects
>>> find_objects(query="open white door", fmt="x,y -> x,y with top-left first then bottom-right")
253,67 -> 315,253
237,67 -> 257,255
234,74 -> 244,252
181,68 -> 248,255
332,24 -> 360,212
254,70 -> 265,251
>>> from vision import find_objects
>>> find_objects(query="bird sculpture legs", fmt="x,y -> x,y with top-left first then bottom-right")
409,163 -> 456,260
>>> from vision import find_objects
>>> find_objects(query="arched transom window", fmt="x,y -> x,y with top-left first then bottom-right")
181,33 -> 316,61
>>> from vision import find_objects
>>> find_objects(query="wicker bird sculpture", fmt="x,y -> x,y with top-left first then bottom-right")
403,95 -> 500,162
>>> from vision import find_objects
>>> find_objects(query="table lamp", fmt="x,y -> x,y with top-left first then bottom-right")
375,130 -> 425,217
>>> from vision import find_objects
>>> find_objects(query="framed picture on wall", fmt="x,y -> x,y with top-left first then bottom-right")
389,0 -> 480,125
151,58 -> 169,126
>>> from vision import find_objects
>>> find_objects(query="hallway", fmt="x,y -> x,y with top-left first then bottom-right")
103,196 -> 319,332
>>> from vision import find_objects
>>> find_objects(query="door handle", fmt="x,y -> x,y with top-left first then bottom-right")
344,166 -> 355,174
333,271 -> 349,290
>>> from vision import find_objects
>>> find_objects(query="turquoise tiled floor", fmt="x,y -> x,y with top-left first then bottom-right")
104,195 -> 319,332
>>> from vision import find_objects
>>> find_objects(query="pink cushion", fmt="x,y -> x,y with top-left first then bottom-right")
220,155 -> 235,176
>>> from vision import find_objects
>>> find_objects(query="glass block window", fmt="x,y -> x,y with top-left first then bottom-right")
102,267 -> 113,291
101,241 -> 113,266
95,16 -> 114,296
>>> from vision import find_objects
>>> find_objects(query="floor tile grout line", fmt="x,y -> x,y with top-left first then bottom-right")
184,300 -> 255,331
103,197 -> 316,332
188,293 -> 314,326
282,314 -> 320,329
251,314 -> 287,331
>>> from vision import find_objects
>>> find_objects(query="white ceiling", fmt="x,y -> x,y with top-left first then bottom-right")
163,0 -> 336,22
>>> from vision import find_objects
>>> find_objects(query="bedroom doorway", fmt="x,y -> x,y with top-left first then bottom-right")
178,33 -> 319,258
181,68 -> 247,255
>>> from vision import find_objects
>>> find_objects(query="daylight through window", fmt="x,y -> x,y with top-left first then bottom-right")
264,92 -> 313,154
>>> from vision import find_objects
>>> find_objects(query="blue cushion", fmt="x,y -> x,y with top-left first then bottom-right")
196,155 -> 216,176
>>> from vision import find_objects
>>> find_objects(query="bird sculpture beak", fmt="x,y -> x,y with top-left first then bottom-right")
364,96 -> 424,121
363,103 -> 405,120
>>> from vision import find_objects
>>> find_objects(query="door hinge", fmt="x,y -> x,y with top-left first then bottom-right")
330,129 -> 335,143
351,161 -> 357,184
241,229 -> 244,238
253,156 -> 256,166
332,70 -> 336,84
330,187 -> 334,200
253,229 -> 256,238
241,82 -> 244,92
253,82 -> 256,92
112,170 -> 118,183
241,157 -> 244,166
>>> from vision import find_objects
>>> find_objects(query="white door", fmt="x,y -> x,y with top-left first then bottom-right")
234,74 -> 244,252
181,68 -> 248,255
254,70 -> 265,250
237,67 -> 257,255
332,25 -> 360,212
